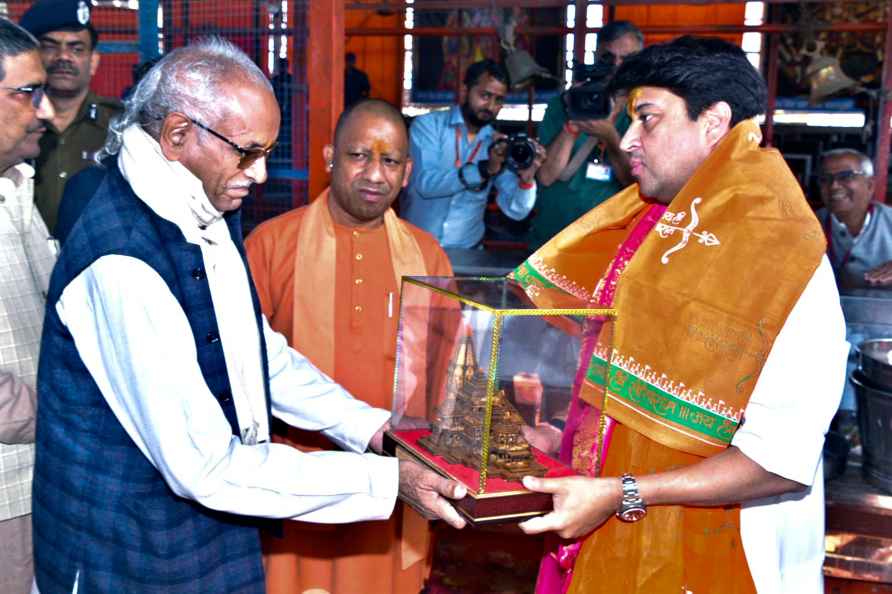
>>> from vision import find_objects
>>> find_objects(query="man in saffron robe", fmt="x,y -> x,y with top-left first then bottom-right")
512,36 -> 848,594
246,99 -> 453,594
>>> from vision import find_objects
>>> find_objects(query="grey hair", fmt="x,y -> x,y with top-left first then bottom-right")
820,148 -> 874,178
0,18 -> 39,82
98,36 -> 272,160
599,20 -> 644,48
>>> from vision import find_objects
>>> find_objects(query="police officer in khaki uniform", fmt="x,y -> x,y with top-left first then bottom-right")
20,0 -> 122,233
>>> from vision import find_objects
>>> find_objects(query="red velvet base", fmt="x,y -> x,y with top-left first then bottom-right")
384,429 -> 575,525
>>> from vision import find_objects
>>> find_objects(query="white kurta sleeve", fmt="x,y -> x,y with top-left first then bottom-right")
56,255 -> 398,523
263,317 -> 391,454
731,256 -> 849,486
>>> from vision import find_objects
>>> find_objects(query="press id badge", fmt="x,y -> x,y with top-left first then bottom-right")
586,160 -> 613,182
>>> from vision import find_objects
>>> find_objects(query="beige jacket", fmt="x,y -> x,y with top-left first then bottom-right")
0,163 -> 56,521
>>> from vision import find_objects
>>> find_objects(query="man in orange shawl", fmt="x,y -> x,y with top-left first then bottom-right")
246,99 -> 453,594
512,37 -> 848,594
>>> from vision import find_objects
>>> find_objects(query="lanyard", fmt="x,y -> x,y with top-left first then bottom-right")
454,127 -> 483,169
824,202 -> 874,269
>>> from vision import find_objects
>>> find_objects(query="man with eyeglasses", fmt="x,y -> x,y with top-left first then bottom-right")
32,39 -> 466,594
816,148 -> 892,289
0,17 -> 56,594
19,0 -> 123,234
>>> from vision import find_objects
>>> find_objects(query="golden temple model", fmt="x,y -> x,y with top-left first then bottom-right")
419,329 -> 547,480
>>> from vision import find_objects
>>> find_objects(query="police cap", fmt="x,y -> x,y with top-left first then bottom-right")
20,0 -> 94,40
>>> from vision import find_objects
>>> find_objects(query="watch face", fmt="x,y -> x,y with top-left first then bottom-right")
619,507 -> 646,523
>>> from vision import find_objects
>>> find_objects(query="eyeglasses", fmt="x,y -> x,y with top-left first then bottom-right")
3,83 -> 46,108
187,117 -> 276,170
818,169 -> 866,186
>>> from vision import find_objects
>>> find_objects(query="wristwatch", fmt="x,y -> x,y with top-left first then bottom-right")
616,473 -> 647,522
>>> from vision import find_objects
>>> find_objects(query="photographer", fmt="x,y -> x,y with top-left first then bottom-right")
528,21 -> 642,250
403,59 -> 545,249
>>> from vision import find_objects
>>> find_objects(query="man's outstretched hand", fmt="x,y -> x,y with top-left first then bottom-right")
398,458 -> 467,529
518,475 -> 621,539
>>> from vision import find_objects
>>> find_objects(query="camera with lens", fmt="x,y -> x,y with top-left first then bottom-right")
500,132 -> 537,172
561,58 -> 616,120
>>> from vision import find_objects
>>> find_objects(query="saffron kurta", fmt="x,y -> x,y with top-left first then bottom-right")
246,196 -> 452,594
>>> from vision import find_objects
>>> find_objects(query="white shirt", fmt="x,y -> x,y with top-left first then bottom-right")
51,126 -> 399,525
732,256 -> 849,593
117,124 -> 270,446
57,258 -> 398,522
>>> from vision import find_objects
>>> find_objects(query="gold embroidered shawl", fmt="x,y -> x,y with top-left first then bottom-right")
512,120 -> 824,457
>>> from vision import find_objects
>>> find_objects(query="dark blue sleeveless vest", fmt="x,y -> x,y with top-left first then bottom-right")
34,163 -> 272,593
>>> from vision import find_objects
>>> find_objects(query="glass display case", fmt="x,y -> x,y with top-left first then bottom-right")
384,276 -> 615,525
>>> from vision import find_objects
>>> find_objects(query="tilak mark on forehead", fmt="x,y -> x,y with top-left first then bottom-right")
627,87 -> 645,119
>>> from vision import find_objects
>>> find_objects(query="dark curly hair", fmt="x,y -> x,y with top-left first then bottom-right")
608,35 -> 767,127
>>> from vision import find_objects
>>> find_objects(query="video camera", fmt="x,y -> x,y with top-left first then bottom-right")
560,58 -> 616,121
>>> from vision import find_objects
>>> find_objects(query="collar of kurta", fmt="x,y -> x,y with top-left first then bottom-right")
0,163 -> 34,197
0,162 -> 38,233
291,189 -> 428,376
511,119 -> 825,457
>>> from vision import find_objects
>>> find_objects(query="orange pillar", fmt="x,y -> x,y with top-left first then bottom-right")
308,0 -> 344,200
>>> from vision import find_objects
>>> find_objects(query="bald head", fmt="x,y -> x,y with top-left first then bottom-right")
334,99 -> 406,148
324,99 -> 413,229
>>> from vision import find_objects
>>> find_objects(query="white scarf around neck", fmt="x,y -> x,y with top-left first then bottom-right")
118,124 -> 269,445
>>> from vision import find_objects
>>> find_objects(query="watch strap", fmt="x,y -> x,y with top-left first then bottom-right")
616,472 -> 647,522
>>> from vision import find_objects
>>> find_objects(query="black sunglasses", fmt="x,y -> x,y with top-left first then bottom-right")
188,117 -> 276,170
3,83 -> 46,108
817,169 -> 866,186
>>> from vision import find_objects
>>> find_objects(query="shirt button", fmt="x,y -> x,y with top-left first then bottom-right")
354,305 -> 362,313
355,278 -> 363,285
355,253 -> 363,261
352,230 -> 360,238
